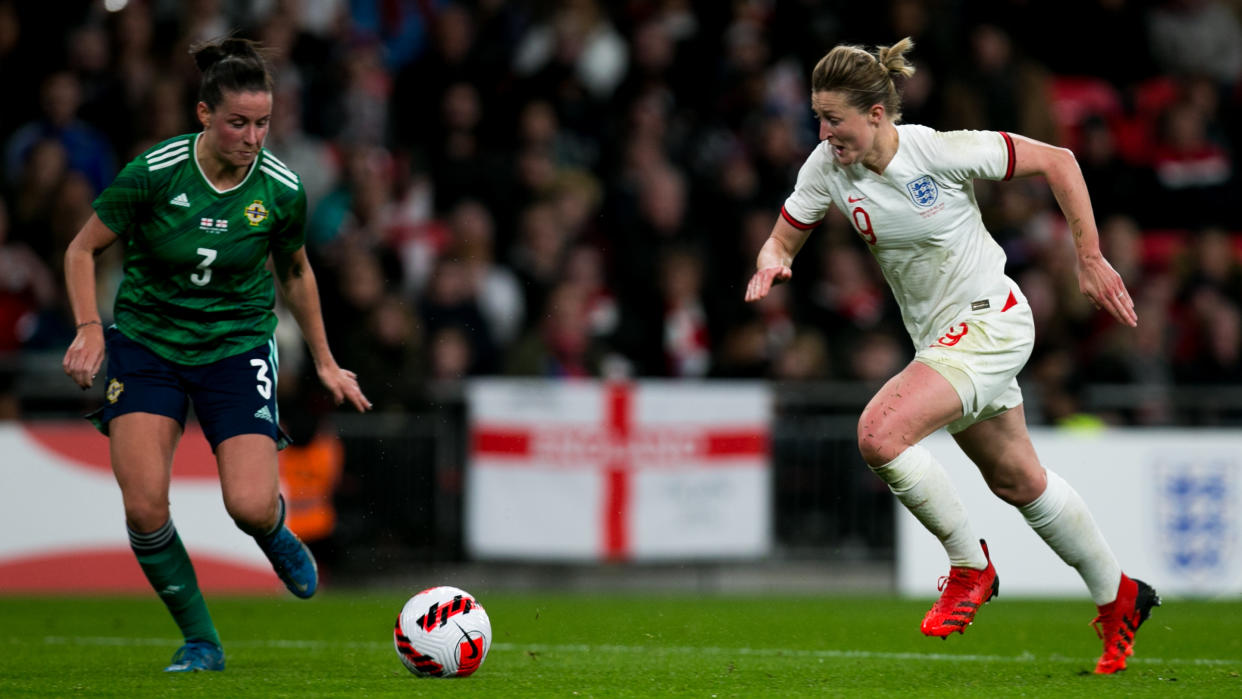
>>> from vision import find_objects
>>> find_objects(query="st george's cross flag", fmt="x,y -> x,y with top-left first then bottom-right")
465,379 -> 772,561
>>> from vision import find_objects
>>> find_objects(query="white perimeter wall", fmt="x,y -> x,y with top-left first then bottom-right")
899,429 -> 1242,598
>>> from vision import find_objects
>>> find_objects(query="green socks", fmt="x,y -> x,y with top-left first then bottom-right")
129,520 -> 221,649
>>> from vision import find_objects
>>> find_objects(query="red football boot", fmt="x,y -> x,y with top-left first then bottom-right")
920,539 -> 999,638
1092,573 -> 1161,674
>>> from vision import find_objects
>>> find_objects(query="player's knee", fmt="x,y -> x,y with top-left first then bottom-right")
985,471 -> 1041,506
224,492 -> 278,535
124,499 -> 170,533
857,435 -> 892,467
857,413 -> 900,467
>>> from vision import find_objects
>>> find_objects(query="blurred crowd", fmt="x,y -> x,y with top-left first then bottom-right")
2,0 -> 1242,426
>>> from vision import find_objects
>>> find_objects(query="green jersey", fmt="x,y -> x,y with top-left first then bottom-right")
94,133 -> 307,365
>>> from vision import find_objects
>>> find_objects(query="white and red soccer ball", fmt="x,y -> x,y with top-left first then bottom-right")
393,586 -> 492,678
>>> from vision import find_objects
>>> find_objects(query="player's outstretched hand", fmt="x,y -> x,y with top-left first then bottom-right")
1077,254 -> 1137,327
63,323 -> 106,390
745,266 -> 793,303
319,364 -> 373,412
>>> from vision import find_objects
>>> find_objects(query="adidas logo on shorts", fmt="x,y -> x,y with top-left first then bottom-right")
254,405 -> 274,423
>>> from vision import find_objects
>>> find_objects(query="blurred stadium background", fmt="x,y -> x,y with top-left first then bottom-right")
1,0 -> 1241,596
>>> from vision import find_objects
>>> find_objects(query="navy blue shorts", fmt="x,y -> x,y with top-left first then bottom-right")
89,326 -> 291,451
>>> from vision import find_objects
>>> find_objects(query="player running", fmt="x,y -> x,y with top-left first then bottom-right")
61,37 -> 371,672
744,38 -> 1158,674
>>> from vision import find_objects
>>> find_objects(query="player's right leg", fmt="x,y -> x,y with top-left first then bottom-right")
94,327 -> 223,671
111,413 -> 224,671
858,361 -> 997,636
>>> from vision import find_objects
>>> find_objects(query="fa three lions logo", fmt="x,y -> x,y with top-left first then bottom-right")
906,175 -> 939,207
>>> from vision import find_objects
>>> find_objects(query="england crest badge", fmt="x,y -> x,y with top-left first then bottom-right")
906,175 -> 939,207
1154,454 -> 1239,590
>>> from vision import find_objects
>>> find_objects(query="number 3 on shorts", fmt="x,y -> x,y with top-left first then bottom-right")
250,358 -> 272,399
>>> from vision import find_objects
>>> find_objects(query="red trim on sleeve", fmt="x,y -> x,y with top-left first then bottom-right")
1000,131 -> 1016,181
780,206 -> 821,231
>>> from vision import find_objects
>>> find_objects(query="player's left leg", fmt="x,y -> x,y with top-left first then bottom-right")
954,406 -> 1160,673
217,433 -> 318,599
193,340 -> 317,599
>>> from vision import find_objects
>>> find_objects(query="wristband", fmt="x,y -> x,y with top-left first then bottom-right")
76,320 -> 103,329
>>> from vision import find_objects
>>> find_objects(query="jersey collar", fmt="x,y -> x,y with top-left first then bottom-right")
192,131 -> 259,195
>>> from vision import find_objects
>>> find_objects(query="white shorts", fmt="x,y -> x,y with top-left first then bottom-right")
914,298 -> 1035,435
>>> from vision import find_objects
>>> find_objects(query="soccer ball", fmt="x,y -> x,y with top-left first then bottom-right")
393,585 -> 492,678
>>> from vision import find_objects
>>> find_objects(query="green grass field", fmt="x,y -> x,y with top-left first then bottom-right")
2,591 -> 1239,697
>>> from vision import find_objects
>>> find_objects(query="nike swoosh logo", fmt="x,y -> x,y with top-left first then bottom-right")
456,622 -> 481,658
848,196 -> 865,203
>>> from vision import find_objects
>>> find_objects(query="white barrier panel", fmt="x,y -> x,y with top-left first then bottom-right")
898,429 -> 1242,598
465,379 -> 772,561
0,422 -> 283,593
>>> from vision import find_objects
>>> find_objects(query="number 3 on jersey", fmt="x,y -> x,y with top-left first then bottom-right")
852,207 -> 877,246
191,247 -> 217,286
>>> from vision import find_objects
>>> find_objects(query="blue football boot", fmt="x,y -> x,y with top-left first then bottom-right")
164,641 -> 225,672
262,526 -> 318,599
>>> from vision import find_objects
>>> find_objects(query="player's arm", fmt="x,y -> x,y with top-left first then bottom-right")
745,215 -> 814,302
1008,133 -> 1137,327
62,214 -> 119,389
272,246 -> 372,412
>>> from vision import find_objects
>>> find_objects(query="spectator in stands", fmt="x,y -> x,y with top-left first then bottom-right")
7,139 -> 69,263
771,327 -> 832,381
1147,0 -> 1242,88
940,23 -> 1059,146
846,330 -> 908,385
508,199 -> 571,328
429,81 -> 498,212
0,1 -> 21,140
108,0 -> 159,147
428,324 -> 474,381
1174,288 -> 1242,386
744,38 -> 1156,674
392,2 -> 490,155
562,240 -> 618,340
449,199 -> 524,347
418,255 -> 498,374
513,0 -> 628,103
325,242 -> 393,355
1098,214 -> 1145,288
1178,225 -> 1242,301
658,245 -> 711,377
506,280 -> 609,377
1077,116 -> 1152,226
1150,101 -> 1234,228
4,70 -> 116,196
0,195 -> 57,410
344,293 -> 425,411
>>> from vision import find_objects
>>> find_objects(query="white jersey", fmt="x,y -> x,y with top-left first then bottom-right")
782,124 -> 1022,348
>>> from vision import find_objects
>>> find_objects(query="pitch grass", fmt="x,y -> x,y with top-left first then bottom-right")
1,592 -> 1240,697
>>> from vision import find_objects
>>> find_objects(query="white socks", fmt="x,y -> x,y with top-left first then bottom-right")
874,446 -> 1123,604
1019,469 -> 1122,605
871,444 -> 987,569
